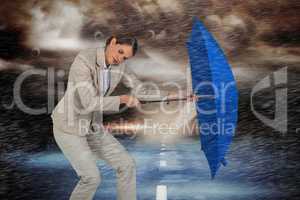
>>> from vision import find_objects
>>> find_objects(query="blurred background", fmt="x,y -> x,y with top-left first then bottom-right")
0,0 -> 300,199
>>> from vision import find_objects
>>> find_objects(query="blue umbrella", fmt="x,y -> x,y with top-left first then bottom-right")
186,17 -> 238,179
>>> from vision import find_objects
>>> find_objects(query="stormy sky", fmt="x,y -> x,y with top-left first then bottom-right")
1,4 -> 300,193
0,0 -> 299,60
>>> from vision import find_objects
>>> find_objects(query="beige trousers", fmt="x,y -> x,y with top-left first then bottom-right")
53,127 -> 137,200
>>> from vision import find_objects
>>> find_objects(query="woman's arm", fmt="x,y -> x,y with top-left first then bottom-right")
68,53 -> 120,114
121,66 -> 169,101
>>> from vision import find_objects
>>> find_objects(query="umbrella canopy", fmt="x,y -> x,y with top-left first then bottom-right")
186,17 -> 238,178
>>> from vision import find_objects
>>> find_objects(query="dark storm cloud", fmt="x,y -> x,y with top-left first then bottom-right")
0,0 -> 58,59
0,0 -> 32,59
241,0 -> 300,46
0,0 -> 299,61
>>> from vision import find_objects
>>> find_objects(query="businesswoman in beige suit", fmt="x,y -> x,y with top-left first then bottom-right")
51,35 -> 165,200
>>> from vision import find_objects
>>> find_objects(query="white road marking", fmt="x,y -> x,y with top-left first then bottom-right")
156,185 -> 167,200
156,140 -> 168,199
160,160 -> 167,167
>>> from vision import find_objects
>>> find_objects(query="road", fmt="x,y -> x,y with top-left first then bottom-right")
1,132 -> 290,200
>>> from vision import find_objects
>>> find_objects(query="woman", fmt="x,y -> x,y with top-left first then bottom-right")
51,35 -> 142,200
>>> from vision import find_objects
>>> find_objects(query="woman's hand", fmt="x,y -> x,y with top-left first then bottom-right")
120,95 -> 141,108
187,94 -> 198,102
166,91 -> 181,100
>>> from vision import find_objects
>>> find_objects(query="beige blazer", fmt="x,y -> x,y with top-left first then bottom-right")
51,47 -> 167,136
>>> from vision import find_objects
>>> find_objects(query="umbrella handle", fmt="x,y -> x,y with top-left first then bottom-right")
140,95 -> 215,104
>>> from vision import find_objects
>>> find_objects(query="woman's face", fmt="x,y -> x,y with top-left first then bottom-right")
105,38 -> 134,65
